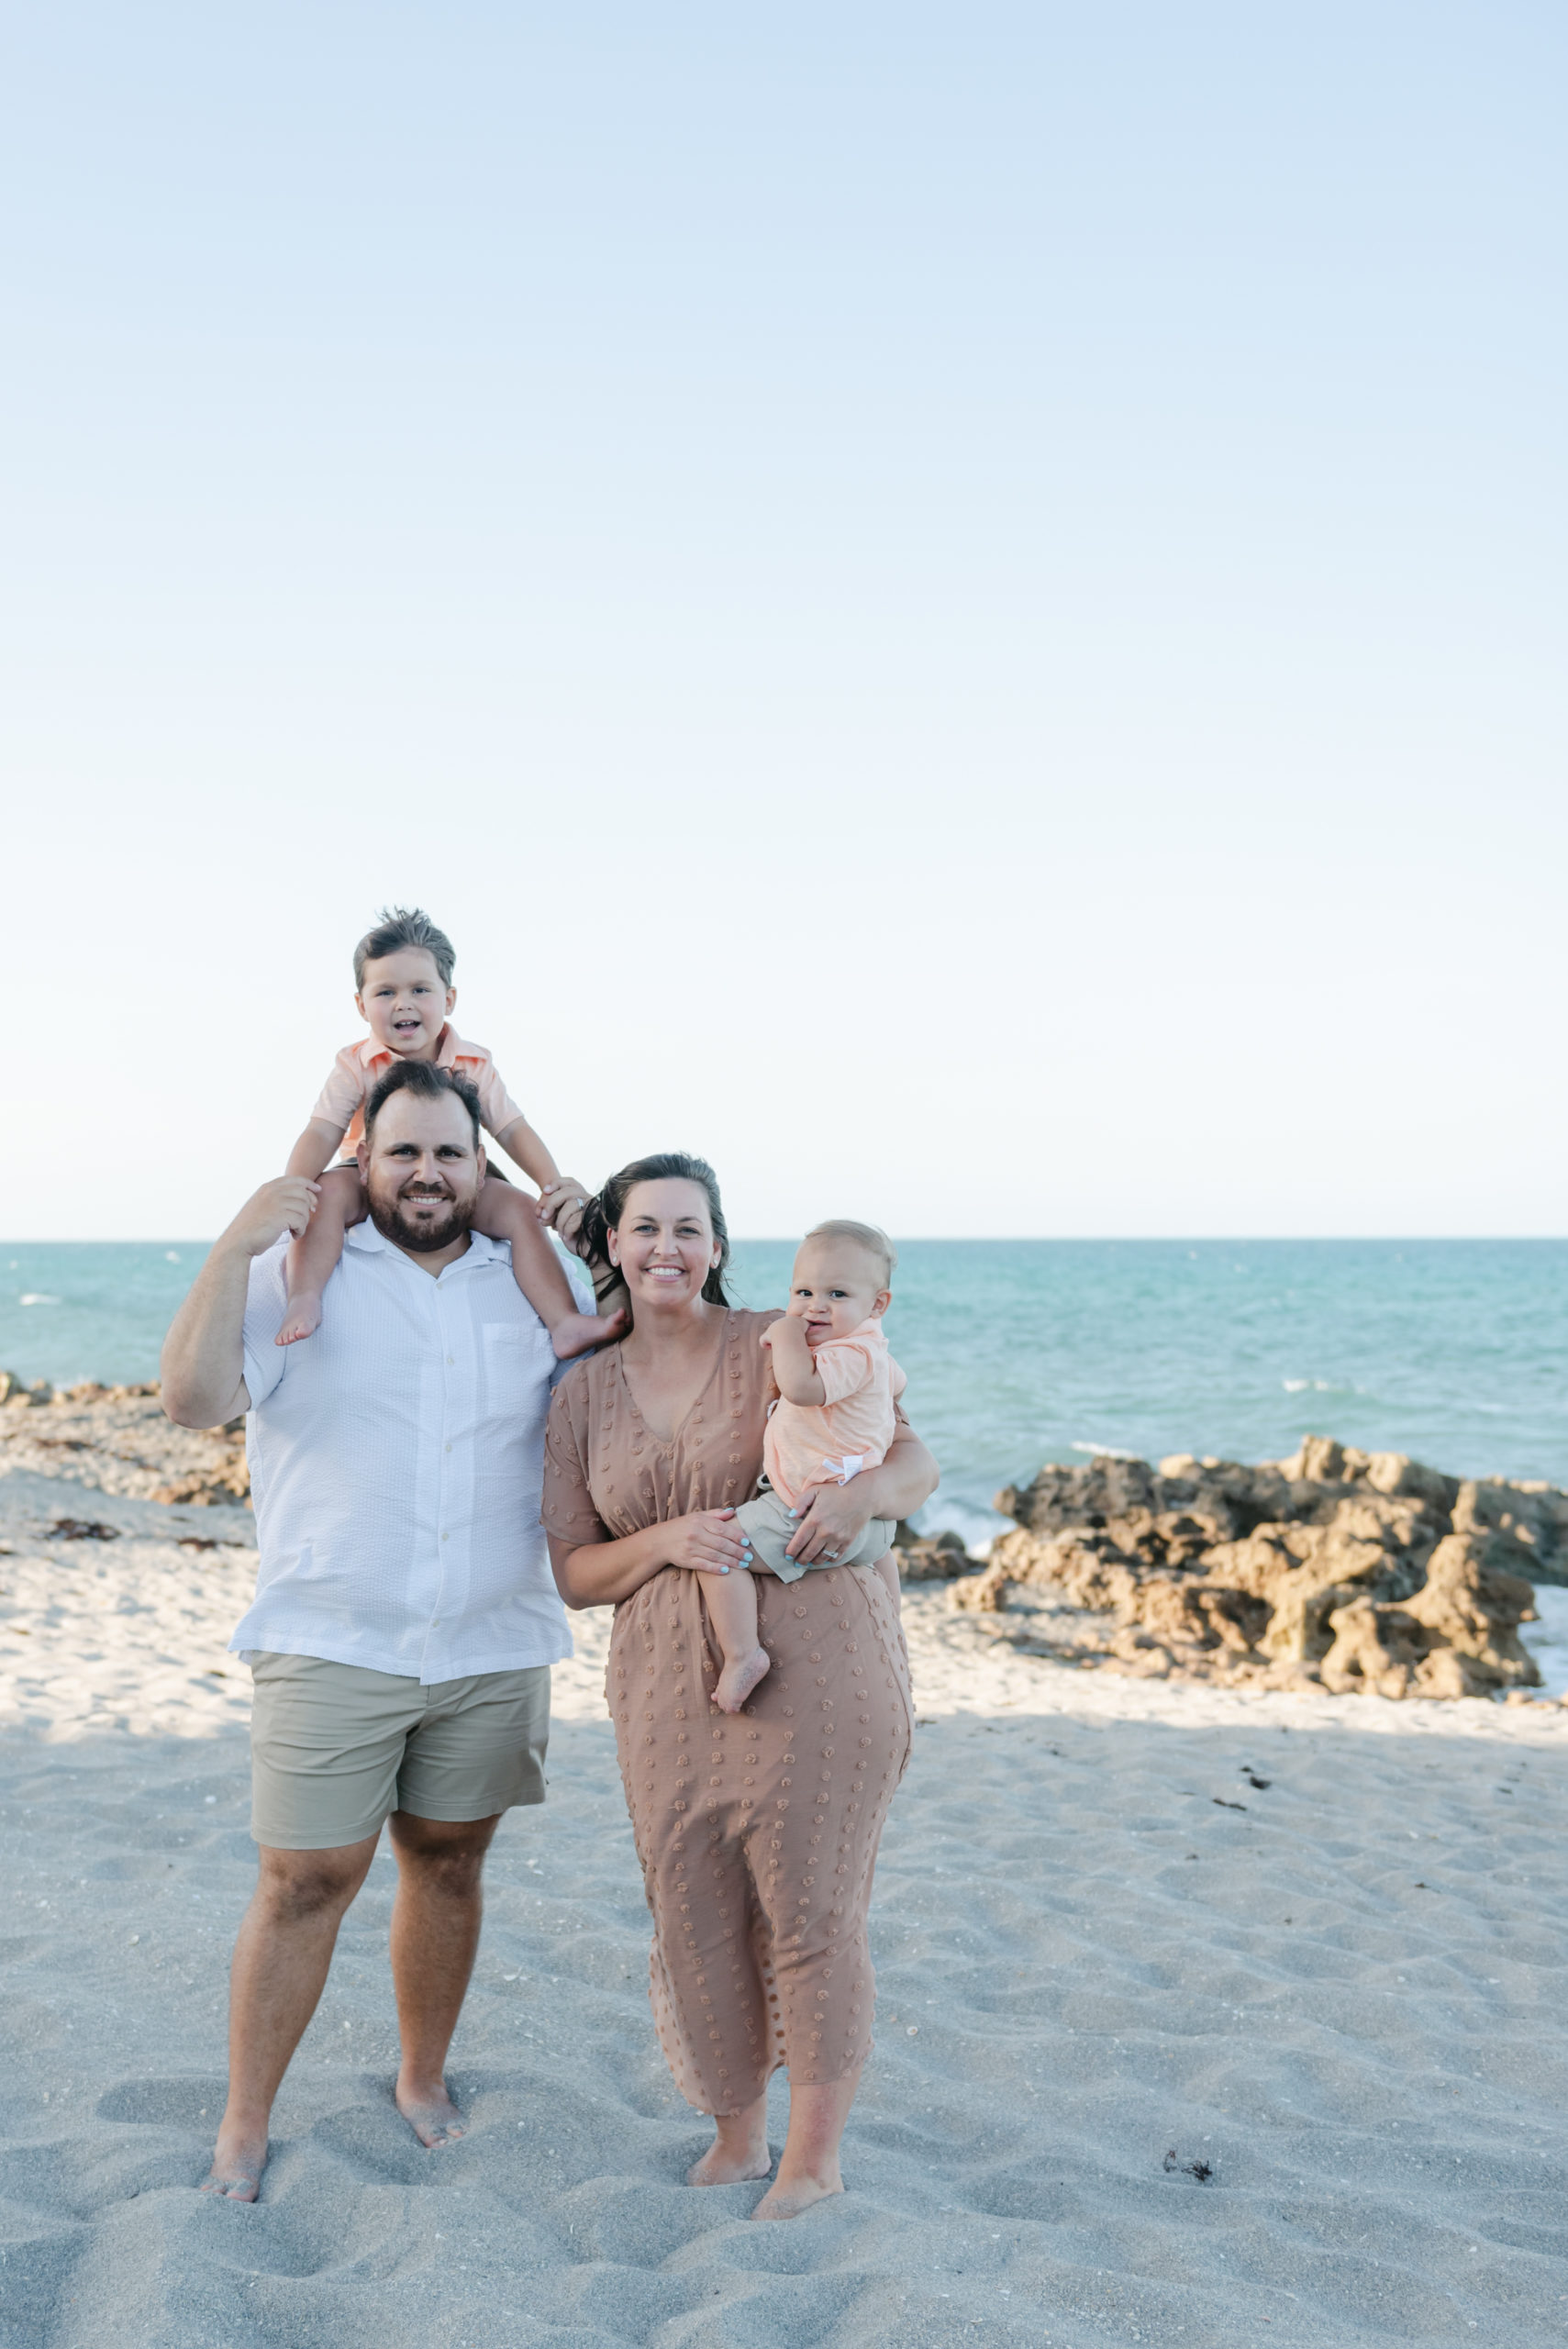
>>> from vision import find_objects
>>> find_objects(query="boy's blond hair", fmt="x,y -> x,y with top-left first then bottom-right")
803,1219 -> 897,1287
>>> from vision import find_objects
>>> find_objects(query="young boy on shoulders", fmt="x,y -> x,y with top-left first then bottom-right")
277,906 -> 617,1358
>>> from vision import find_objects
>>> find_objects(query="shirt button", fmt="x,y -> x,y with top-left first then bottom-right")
445,1442 -> 452,1453
446,1354 -> 455,1365
441,1531 -> 450,1542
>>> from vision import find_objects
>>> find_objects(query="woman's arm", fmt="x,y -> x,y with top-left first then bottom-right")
549,1508 -> 753,1609
784,1421 -> 939,1566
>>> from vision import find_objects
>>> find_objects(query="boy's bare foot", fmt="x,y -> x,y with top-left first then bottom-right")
395,2076 -> 466,2148
714,1647 -> 771,1714
750,2174 -> 844,2221
200,2116 -> 268,2200
550,1308 -> 627,1361
274,1293 -> 324,1346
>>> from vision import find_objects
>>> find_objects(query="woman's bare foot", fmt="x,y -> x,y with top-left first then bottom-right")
274,1292 -> 323,1347
750,2173 -> 844,2220
395,2075 -> 466,2148
714,1647 -> 771,1714
200,2115 -> 268,2200
550,1308 -> 628,1361
687,2134 -> 773,2186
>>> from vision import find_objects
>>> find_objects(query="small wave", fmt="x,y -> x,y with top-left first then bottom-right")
1070,1441 -> 1141,1461
164,1250 -> 181,1264
17,1294 -> 60,1307
1281,1377 -> 1351,1395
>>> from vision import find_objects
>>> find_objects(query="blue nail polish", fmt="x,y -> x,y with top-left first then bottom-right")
786,1508 -> 798,1520
720,1565 -> 729,1575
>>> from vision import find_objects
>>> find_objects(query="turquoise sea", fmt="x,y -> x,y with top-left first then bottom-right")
4,1240 -> 1566,1546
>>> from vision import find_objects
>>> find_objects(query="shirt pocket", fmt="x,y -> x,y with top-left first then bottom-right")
480,1320 -> 547,1425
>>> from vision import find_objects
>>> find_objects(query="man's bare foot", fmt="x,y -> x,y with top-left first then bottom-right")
396,2076 -> 465,2148
714,1647 -> 771,1714
200,2116 -> 268,2200
274,1293 -> 323,1346
750,2173 -> 844,2220
687,2136 -> 773,2186
550,1307 -> 628,1361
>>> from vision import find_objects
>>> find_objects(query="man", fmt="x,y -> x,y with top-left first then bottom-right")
161,1060 -> 591,2201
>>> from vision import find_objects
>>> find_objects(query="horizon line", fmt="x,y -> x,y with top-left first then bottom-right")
6,1233 -> 1568,1249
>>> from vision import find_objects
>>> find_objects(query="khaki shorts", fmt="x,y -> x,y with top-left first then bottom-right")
248,1652 -> 550,1850
732,1486 -> 895,1583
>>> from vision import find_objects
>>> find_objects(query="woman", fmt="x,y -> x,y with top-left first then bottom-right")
543,1153 -> 938,2218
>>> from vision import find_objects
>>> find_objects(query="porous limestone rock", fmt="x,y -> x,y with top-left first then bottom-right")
973,1438 -> 1555,1698
892,1525 -> 972,1582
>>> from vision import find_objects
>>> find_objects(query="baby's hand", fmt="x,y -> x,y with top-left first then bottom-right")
760,1317 -> 790,1351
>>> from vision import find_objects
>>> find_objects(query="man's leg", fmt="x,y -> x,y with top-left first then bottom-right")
386,1809 -> 502,2146
205,1834 -> 378,2199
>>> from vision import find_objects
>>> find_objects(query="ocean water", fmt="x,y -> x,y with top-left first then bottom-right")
6,1240 -> 1567,1550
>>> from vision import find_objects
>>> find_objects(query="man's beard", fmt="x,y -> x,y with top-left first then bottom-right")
368,1181 -> 475,1254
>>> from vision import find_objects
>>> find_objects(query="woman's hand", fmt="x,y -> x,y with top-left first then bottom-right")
538,1176 -> 590,1236
784,1483 -> 874,1566
664,1508 -> 752,1575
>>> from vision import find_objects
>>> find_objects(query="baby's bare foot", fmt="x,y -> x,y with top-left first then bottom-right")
749,2174 -> 844,2220
396,2077 -> 465,2148
551,1308 -> 625,1361
200,2117 -> 268,2200
274,1293 -> 323,1347
714,1648 -> 770,1714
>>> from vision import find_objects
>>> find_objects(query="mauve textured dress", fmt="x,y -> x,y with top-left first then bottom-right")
542,1308 -> 914,2114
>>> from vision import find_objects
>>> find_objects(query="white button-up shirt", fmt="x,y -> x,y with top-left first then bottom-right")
232,1221 -> 579,1682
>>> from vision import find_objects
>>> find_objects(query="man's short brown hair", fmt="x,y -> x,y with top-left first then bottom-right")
363,1059 -> 481,1147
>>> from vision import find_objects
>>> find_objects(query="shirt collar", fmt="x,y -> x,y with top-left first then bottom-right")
344,1220 -> 504,1273
358,1022 -> 466,1071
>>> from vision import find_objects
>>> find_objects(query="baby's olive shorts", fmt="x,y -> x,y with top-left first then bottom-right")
731,1486 -> 896,1585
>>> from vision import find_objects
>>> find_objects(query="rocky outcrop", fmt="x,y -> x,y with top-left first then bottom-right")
965,1437 -> 1557,1699
0,1382 -> 251,1507
148,1450 -> 251,1508
890,1524 -> 973,1581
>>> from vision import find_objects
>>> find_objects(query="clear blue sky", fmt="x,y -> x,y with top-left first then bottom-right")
5,3 -> 1563,1237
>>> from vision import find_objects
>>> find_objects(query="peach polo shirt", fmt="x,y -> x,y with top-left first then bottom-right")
310,1025 -> 525,1151
763,1316 -> 906,1507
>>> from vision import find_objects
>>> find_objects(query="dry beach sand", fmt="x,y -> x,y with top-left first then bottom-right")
2,1401 -> 1567,2345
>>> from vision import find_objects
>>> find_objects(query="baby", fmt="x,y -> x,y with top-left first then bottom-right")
707,1219 -> 904,1713
276,905 -> 615,1358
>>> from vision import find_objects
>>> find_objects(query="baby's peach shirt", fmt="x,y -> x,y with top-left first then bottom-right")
310,1026 -> 525,1151
763,1317 -> 906,1508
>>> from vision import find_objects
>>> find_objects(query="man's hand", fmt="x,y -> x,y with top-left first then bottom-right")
161,1181 -> 316,1429
226,1177 -> 321,1257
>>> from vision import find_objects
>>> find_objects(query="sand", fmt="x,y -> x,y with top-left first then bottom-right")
3,1427 -> 1567,2345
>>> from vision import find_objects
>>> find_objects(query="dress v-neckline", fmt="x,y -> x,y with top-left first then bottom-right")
616,1308 -> 733,1450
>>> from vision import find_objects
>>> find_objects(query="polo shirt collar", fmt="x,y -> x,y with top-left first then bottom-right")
357,1023 -> 462,1071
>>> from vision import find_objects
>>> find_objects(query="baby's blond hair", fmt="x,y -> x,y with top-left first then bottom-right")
802,1219 -> 897,1287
